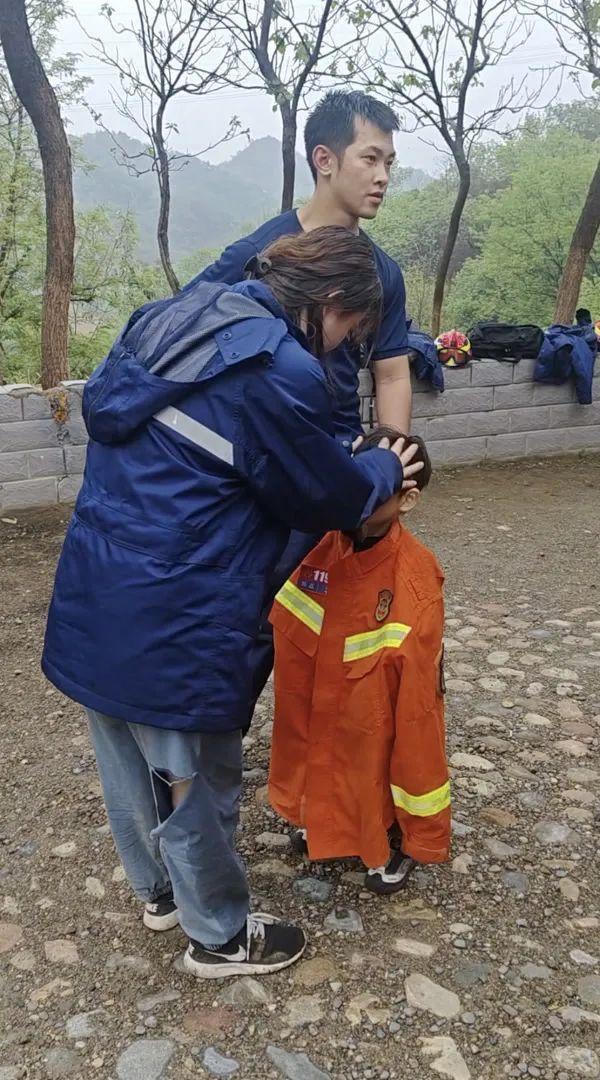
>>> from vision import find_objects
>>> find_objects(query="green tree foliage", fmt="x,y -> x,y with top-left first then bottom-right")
367,110 -> 600,333
446,130 -> 600,329
368,178 -> 473,279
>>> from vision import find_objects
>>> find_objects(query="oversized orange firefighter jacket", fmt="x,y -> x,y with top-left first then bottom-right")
268,521 -> 450,869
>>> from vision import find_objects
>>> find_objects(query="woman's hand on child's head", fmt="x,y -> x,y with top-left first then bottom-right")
378,436 -> 424,491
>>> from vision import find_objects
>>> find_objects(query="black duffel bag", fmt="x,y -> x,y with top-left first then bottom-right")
467,321 -> 544,362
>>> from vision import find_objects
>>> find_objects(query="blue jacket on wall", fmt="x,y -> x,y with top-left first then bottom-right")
42,279 -> 402,734
534,324 -> 597,405
406,329 -> 445,392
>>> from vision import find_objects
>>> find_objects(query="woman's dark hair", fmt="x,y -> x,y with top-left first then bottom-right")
357,425 -> 432,491
246,226 -> 382,359
304,91 -> 399,182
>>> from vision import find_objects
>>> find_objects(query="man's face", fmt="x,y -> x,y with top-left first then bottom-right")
328,119 -> 395,220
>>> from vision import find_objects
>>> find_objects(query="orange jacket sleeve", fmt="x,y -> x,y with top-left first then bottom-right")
389,595 -> 451,864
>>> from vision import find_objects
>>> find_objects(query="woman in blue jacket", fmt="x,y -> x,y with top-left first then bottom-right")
42,227 -> 421,979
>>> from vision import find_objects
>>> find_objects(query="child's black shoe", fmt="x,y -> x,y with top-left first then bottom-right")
290,828 -> 308,857
364,849 -> 417,895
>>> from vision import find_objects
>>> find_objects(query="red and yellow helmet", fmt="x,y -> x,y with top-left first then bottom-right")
435,329 -> 472,367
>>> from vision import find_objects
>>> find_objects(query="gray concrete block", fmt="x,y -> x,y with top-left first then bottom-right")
467,410 -> 512,436
411,376 -> 431,394
427,414 -> 468,441
563,424 -> 600,450
66,389 -> 84,416
22,392 -> 52,419
493,383 -> 536,409
412,386 -> 493,418
65,419 -> 89,445
485,433 -> 527,461
509,406 -> 552,433
358,368 -> 373,398
440,366 -> 472,388
429,411 -> 512,439
525,429 -> 568,455
411,389 -> 441,414
428,436 -> 487,465
61,379 -> 86,394
511,357 -> 538,383
64,444 -> 87,473
27,448 -> 66,479
0,393 -> 23,421
532,382 -> 576,406
58,475 -> 83,503
470,360 -> 513,387
0,451 -> 28,483
0,419 -> 61,453
549,402 -> 600,428
0,477 -> 58,512
407,418 -> 426,438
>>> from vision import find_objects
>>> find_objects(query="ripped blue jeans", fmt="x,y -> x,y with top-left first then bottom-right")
86,709 -> 249,945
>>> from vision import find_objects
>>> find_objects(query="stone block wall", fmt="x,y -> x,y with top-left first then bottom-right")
0,358 -> 599,512
0,381 -> 87,513
361,357 -> 600,467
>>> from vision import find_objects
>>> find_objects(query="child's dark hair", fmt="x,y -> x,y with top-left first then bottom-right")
357,425 -> 432,491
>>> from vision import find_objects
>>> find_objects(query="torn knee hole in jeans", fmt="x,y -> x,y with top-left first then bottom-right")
150,766 -> 195,788
150,767 -> 199,811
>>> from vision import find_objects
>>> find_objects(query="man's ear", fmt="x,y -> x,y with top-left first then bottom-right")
398,488 -> 420,514
312,144 -> 335,178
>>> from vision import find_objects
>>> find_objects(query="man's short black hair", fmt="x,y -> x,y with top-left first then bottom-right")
357,425 -> 432,491
576,307 -> 592,325
304,90 -> 399,182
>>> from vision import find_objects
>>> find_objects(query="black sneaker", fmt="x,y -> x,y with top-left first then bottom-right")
290,828 -> 308,857
183,912 -> 306,979
143,892 -> 179,931
364,849 -> 417,895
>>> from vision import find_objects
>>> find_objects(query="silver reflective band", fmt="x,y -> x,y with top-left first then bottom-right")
153,405 -> 234,466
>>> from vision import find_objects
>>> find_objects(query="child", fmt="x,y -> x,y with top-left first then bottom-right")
268,426 -> 450,894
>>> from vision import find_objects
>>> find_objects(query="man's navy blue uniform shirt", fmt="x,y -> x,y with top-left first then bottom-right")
186,209 -> 408,440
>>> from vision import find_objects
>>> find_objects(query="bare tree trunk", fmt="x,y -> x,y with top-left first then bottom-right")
154,106 -> 180,295
280,104 -> 297,212
554,156 -> 600,324
0,0 -> 74,388
431,161 -> 471,336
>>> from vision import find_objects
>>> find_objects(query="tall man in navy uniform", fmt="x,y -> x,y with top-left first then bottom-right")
187,89 -> 412,719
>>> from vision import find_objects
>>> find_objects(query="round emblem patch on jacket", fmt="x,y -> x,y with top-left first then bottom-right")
375,589 -> 393,623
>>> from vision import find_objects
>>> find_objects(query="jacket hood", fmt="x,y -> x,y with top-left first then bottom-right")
83,280 -> 290,444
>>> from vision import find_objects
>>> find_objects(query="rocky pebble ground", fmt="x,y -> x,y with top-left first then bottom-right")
0,457 -> 599,1078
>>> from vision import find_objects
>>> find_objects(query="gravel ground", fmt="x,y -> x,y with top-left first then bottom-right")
0,454 -> 599,1080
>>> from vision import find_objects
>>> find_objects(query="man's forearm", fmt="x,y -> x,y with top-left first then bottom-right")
374,353 -> 412,433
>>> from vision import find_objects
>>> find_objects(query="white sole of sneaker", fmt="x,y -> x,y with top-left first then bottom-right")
181,938 -> 307,979
143,909 -> 180,932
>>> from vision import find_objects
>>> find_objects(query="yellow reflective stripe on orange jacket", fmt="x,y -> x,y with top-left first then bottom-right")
343,622 -> 411,662
390,780 -> 451,817
275,580 -> 324,635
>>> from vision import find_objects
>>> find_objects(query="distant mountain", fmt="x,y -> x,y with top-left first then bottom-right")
218,135 -> 314,202
388,165 -> 433,194
73,130 -> 432,262
73,131 -> 278,261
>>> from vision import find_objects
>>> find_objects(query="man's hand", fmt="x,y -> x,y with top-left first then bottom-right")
378,435 -> 423,490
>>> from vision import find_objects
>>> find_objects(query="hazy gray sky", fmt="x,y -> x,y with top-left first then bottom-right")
62,1 -> 587,175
